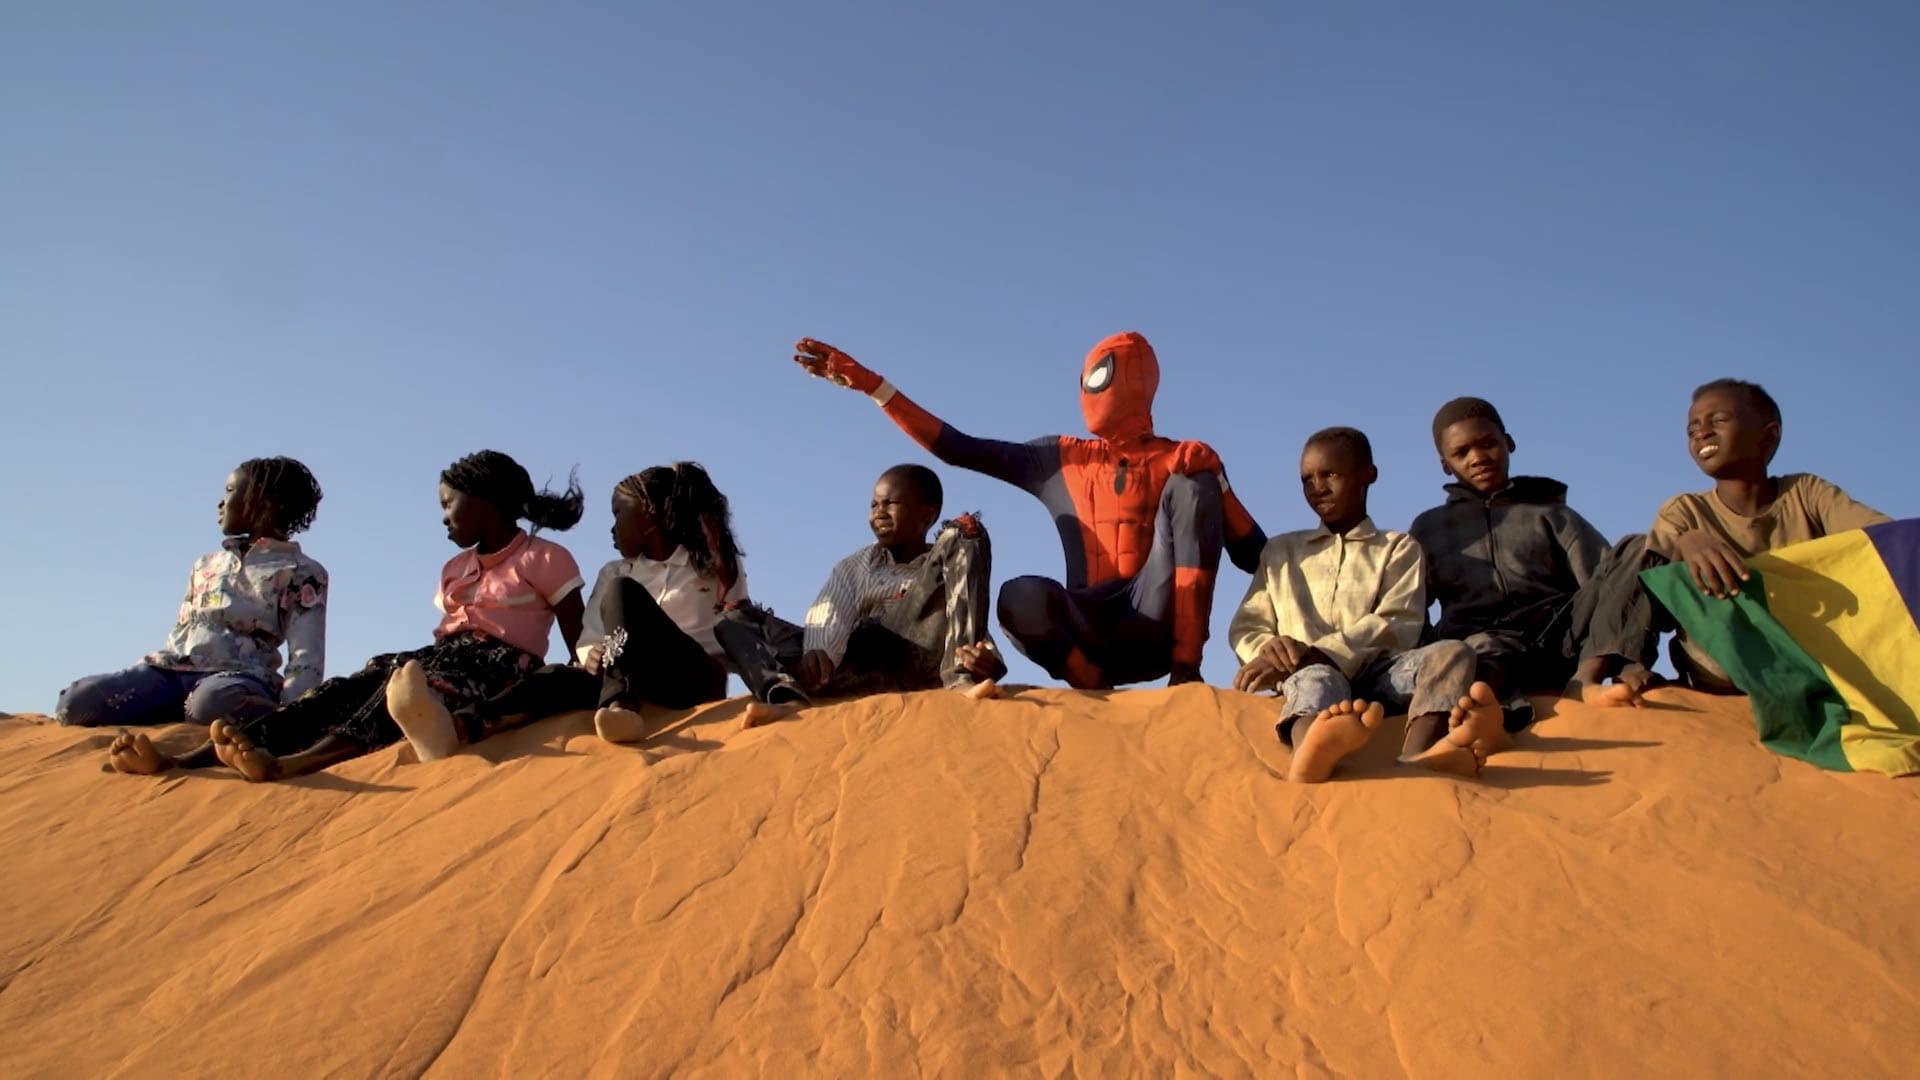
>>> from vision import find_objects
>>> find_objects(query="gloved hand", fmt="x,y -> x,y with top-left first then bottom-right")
793,338 -> 883,395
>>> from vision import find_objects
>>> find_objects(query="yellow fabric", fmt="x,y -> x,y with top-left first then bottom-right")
1754,532 -> 1920,776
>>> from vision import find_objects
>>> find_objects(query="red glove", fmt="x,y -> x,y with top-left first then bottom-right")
1171,440 -> 1224,478
794,338 -> 882,395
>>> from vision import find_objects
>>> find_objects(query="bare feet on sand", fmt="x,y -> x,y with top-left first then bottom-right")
386,661 -> 460,762
1448,681 -> 1512,755
1401,724 -> 1488,779
210,720 -> 242,768
742,701 -> 801,729
963,680 -> 1003,701
1287,700 -> 1385,783
108,732 -> 174,775
211,724 -> 282,782
594,705 -> 648,744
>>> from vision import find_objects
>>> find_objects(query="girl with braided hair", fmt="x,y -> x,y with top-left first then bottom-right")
113,450 -> 588,781
576,462 -> 750,743
70,456 -> 327,756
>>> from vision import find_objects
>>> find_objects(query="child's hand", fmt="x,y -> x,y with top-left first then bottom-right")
580,644 -> 606,675
794,338 -> 882,394
1233,655 -> 1283,694
798,650 -> 837,692
1675,531 -> 1750,598
955,641 -> 1007,683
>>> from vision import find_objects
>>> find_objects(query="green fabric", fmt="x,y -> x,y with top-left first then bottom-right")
1640,563 -> 1853,772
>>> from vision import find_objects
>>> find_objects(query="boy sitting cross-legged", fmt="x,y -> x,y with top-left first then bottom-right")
715,464 -> 1008,725
1229,428 -> 1491,783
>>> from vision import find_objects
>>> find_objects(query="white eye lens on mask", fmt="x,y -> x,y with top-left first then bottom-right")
1083,355 -> 1114,392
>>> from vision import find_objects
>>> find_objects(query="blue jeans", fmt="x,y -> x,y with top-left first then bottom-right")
1276,641 -> 1476,738
55,665 -> 278,728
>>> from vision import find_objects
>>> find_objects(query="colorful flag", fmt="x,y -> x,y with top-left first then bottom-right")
1642,519 -> 1920,776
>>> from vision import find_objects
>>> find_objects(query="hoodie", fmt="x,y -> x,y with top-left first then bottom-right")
1408,476 -> 1608,643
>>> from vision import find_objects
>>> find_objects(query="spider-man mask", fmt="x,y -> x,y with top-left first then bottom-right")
1080,331 -> 1160,444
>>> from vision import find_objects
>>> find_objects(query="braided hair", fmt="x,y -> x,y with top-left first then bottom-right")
441,450 -> 584,533
237,456 -> 324,537
613,462 -> 743,581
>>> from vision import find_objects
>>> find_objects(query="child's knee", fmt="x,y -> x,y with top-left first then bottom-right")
55,675 -> 111,726
184,676 -> 273,725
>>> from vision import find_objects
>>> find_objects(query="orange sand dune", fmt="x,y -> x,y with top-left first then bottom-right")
2,686 -> 1916,1076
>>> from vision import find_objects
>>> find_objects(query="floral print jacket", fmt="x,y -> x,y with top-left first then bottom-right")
145,537 -> 328,701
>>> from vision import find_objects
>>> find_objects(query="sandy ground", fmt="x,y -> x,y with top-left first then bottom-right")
1,685 -> 1915,1077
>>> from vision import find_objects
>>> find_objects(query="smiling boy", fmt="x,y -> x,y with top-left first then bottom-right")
1229,428 -> 1490,782
1644,379 -> 1891,689
715,464 -> 1007,723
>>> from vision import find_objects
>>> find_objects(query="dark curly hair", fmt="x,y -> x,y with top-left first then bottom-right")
614,462 -> 743,582
237,456 -> 324,537
1430,396 -> 1507,449
1304,426 -> 1374,471
441,450 -> 584,533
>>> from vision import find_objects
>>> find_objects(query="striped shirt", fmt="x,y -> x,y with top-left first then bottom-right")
1227,517 -> 1426,678
803,544 -> 925,664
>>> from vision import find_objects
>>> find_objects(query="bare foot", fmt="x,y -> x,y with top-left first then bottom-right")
209,720 -> 242,768
108,732 -> 175,775
594,705 -> 648,744
1286,700 -> 1384,783
386,661 -> 460,762
742,701 -> 801,729
1402,737 -> 1487,778
963,679 -> 1003,701
223,728 -> 283,783
1447,681 -> 1512,755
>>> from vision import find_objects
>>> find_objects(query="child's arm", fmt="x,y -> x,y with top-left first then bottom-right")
800,553 -> 865,686
553,588 -> 586,661
574,564 -> 615,666
279,571 -> 328,701
1648,498 -> 1750,599
1556,509 -> 1610,587
1305,535 -> 1426,677
1227,554 -> 1279,663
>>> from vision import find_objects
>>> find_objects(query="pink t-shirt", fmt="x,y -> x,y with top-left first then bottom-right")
434,531 -> 584,658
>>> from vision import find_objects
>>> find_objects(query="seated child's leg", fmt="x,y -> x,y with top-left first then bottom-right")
1461,631 -> 1539,730
1567,536 -> 1669,703
714,607 -> 810,706
182,672 -> 278,727
599,579 -> 728,710
1274,663 -> 1350,746
1362,642 -> 1485,778
59,665 -> 188,727
884,513 -> 1007,691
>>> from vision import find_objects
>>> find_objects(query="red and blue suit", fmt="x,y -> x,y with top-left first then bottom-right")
795,333 -> 1266,687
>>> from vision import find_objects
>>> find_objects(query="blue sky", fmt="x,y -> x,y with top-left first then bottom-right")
4,2 -> 1915,710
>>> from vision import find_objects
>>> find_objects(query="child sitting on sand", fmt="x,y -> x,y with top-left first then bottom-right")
1408,398 -> 1614,744
1228,428 -> 1488,782
714,463 -> 1007,726
1583,379 -> 1891,694
572,462 -> 753,744
62,457 -> 327,730
108,450 -> 585,780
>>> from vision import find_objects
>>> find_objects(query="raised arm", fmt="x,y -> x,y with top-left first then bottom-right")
794,338 -> 1048,493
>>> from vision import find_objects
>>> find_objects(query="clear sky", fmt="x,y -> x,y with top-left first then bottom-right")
4,2 -> 1915,710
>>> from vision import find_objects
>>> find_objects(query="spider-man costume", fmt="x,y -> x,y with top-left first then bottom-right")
795,333 -> 1265,688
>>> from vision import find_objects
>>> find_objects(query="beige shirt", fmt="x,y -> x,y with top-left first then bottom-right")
1648,473 -> 1889,560
1648,473 -> 1890,680
1228,517 -> 1426,678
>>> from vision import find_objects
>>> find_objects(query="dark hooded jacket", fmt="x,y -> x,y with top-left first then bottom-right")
1409,476 -> 1608,643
